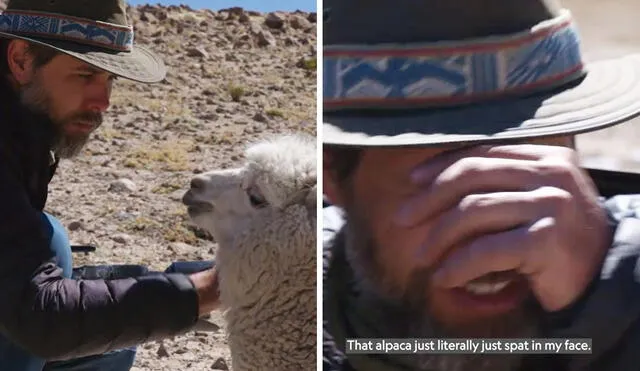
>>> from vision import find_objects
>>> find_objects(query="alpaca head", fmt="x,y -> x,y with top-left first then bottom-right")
182,133 -> 316,252
183,134 -> 317,370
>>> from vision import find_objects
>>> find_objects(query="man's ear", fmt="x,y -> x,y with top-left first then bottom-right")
6,40 -> 34,85
323,150 -> 345,208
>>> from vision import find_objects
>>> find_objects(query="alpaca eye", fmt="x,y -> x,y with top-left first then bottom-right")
247,186 -> 267,209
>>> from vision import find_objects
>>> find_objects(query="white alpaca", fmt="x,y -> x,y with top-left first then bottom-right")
182,133 -> 316,371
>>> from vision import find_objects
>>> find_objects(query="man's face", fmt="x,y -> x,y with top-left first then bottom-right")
325,136 -> 573,339
18,50 -> 114,158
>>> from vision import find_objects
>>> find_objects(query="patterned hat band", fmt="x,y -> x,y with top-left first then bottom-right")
324,9 -> 584,111
0,10 -> 134,52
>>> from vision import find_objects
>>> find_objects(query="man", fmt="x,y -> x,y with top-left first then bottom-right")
323,0 -> 640,370
0,0 -> 220,370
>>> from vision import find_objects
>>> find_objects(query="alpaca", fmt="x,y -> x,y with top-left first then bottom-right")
182,133 -> 316,370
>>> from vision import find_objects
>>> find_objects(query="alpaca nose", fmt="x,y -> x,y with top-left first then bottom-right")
190,176 -> 207,191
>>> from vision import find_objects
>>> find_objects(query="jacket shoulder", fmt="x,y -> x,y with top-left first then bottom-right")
555,195 -> 640,371
323,205 -> 350,370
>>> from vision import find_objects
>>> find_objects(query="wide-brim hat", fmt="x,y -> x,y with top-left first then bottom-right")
0,0 -> 165,83
323,0 -> 640,147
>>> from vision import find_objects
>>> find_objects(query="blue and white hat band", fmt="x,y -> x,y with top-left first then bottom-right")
0,10 -> 134,52
324,10 -> 585,111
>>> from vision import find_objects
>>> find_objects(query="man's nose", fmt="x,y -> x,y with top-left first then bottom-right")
87,93 -> 110,112
87,82 -> 112,112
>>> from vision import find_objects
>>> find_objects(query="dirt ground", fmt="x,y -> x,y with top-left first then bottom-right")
563,0 -> 640,172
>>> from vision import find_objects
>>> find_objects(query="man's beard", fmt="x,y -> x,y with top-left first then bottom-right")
19,76 -> 102,159
341,197 -> 545,371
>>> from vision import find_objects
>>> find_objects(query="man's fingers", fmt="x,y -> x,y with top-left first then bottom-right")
396,156 -> 577,226
397,157 -> 535,226
431,218 -> 555,288
417,187 -> 570,266
410,144 -> 577,184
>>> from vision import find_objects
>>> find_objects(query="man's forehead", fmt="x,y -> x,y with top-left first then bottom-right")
75,63 -> 109,75
358,135 -> 574,172
365,135 -> 573,157
60,55 -> 112,75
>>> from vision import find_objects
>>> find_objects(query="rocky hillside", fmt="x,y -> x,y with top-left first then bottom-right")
1,3 -> 316,370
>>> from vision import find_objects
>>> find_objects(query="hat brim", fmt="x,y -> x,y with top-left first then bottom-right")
0,32 -> 166,83
323,54 -> 640,147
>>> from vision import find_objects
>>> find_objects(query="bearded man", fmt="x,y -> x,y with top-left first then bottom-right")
0,0 -> 219,370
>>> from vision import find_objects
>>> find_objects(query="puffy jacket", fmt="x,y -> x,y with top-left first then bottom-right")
0,79 -> 199,360
323,194 -> 640,371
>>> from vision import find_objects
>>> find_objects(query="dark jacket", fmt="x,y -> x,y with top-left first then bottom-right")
323,194 -> 640,371
0,80 -> 199,360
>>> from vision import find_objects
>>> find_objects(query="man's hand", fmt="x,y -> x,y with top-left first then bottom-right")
189,268 -> 220,316
394,144 -> 612,312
